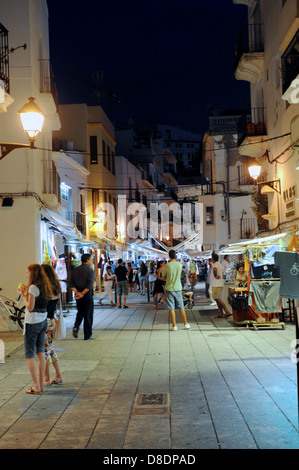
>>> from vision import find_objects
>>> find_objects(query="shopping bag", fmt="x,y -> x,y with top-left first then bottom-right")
53,295 -> 66,340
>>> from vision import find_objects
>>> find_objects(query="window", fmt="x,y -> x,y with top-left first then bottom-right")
107,145 -> 111,171
111,151 -> 115,175
102,140 -> 106,167
92,189 -> 99,216
80,193 -> 85,213
206,206 -> 214,225
60,184 -> 69,202
90,136 -> 98,164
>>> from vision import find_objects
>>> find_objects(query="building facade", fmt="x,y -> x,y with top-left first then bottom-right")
234,0 -> 299,236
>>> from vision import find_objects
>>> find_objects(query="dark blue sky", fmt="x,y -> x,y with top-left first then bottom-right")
47,0 -> 250,135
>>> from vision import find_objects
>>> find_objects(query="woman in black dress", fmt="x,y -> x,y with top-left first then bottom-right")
153,260 -> 166,308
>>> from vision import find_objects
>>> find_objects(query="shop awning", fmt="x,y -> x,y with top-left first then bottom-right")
129,240 -> 168,257
40,207 -> 81,241
91,234 -> 128,250
170,233 -> 202,253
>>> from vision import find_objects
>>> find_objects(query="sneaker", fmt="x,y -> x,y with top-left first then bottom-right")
184,323 -> 190,330
170,325 -> 177,331
72,328 -> 78,338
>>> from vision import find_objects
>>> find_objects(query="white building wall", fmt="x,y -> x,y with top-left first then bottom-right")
0,0 -> 61,310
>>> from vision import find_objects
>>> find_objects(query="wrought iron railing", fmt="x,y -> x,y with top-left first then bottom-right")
0,23 -> 9,94
237,107 -> 267,146
281,30 -> 299,95
39,59 -> 59,109
234,23 -> 264,70
66,211 -> 87,235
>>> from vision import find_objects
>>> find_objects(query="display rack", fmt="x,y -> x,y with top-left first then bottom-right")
228,278 -> 285,330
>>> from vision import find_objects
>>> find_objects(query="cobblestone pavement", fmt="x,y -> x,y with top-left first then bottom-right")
0,285 -> 299,452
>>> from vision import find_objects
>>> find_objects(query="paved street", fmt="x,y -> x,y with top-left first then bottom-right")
0,284 -> 299,451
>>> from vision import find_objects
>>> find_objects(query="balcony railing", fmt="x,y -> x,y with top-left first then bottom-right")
240,218 -> 256,239
39,59 -> 59,109
237,107 -> 266,146
67,211 -> 87,235
281,30 -> 299,95
234,23 -> 264,71
0,23 -> 9,94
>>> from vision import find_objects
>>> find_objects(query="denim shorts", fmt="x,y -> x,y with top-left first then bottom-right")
165,290 -> 184,311
24,319 -> 47,359
117,280 -> 128,296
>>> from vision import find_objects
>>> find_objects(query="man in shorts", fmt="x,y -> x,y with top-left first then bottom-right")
162,250 -> 190,331
211,252 -> 231,318
115,258 -> 129,308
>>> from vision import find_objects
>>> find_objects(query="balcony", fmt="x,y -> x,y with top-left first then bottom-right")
237,107 -> 268,158
281,30 -> 299,104
163,164 -> 178,185
141,171 -> 156,191
164,189 -> 178,203
0,22 -> 14,113
39,59 -> 59,114
67,211 -> 87,236
234,23 -> 264,84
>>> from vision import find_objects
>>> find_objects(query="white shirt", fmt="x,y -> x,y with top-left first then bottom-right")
211,261 -> 224,287
24,285 -> 47,325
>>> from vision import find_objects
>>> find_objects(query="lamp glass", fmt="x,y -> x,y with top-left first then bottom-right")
18,97 -> 45,142
248,165 -> 261,180
19,112 -> 45,139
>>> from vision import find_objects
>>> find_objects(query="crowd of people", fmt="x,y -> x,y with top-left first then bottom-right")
17,251 -> 241,395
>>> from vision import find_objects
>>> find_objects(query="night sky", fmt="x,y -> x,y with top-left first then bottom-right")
47,0 -> 250,136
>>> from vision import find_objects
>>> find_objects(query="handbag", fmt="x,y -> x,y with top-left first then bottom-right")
53,295 -> 66,340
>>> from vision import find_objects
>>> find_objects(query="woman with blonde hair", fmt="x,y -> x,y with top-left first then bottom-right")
42,264 -> 64,385
18,263 -> 52,394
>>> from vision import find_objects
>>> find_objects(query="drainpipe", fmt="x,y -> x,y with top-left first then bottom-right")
225,134 -> 231,239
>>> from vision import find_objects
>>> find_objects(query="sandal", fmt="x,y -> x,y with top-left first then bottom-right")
26,385 -> 41,395
50,378 -> 64,385
98,299 -> 103,305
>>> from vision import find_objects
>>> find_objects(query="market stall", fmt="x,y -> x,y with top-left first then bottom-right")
220,233 -> 298,330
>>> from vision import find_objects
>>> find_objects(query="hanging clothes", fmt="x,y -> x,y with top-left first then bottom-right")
246,246 -> 266,263
274,251 -> 299,299
249,280 -> 281,313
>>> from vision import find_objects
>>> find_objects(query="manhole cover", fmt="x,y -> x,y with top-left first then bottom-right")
136,393 -> 169,406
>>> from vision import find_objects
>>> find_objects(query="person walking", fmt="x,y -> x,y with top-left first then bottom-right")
162,250 -> 190,331
70,253 -> 95,340
41,264 -> 64,386
115,258 -> 129,308
18,263 -> 52,394
98,265 -> 116,306
211,252 -> 231,318
127,262 -> 134,291
139,261 -> 148,295
153,260 -> 166,308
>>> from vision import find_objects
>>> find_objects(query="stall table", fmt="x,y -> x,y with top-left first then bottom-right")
228,287 -> 285,330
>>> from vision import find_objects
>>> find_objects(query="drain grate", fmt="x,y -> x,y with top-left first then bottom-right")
132,393 -> 170,415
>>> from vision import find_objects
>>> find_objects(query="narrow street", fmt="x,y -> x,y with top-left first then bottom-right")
0,283 -> 298,450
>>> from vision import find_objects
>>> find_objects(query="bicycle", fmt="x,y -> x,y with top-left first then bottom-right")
0,288 -> 25,329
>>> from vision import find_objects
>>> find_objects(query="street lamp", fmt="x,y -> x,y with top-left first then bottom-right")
0,97 -> 45,159
248,164 -> 262,180
17,97 -> 45,148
